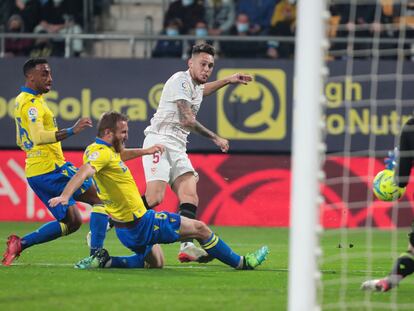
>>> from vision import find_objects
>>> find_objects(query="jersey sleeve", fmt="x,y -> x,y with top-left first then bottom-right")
21,99 -> 56,145
168,76 -> 193,103
83,146 -> 111,173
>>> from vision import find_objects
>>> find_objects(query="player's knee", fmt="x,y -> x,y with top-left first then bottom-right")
65,213 -> 82,233
67,218 -> 82,233
145,245 -> 165,268
148,257 -> 164,269
146,192 -> 164,207
193,220 -> 211,240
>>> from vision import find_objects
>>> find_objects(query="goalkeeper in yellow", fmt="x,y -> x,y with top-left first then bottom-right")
3,58 -> 110,265
49,111 -> 269,270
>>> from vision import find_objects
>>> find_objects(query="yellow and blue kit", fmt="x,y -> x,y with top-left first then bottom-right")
84,138 -> 181,259
15,86 -> 92,220
15,86 -> 65,177
84,138 -> 251,269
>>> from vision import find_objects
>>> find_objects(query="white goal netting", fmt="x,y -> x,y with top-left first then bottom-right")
320,0 -> 414,310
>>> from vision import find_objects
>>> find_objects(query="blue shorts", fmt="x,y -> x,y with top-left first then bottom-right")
115,210 -> 181,254
27,162 -> 93,221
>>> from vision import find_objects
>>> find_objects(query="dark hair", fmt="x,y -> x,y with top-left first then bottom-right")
191,43 -> 215,57
97,111 -> 128,137
23,58 -> 48,77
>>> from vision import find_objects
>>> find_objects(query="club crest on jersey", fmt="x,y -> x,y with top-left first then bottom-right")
119,161 -> 128,172
88,151 -> 99,161
181,81 -> 192,97
28,107 -> 38,122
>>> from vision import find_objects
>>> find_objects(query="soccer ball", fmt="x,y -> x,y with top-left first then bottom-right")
373,169 -> 406,202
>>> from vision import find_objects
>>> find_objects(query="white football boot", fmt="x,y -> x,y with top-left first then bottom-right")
178,242 -> 209,263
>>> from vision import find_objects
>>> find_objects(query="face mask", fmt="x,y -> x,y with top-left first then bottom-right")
182,0 -> 194,7
195,28 -> 208,37
236,23 -> 249,33
166,28 -> 179,36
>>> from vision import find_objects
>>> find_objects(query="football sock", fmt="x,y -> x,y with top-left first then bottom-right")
179,203 -> 197,244
21,221 -> 64,250
89,205 -> 109,256
109,255 -> 145,268
200,233 -> 242,268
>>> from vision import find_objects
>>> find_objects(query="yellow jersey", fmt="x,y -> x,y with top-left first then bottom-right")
84,138 -> 147,222
14,87 -> 65,178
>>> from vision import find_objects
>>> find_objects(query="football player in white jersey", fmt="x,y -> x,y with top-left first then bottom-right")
141,43 -> 253,262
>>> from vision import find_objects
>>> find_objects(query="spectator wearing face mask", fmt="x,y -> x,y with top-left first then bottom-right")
192,20 -> 212,44
185,20 -> 214,56
5,14 -> 34,57
204,0 -> 236,36
220,13 -> 267,58
152,18 -> 184,58
236,0 -> 277,35
163,0 -> 205,34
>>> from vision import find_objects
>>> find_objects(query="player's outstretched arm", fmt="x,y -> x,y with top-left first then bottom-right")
177,99 -> 229,153
48,163 -> 96,207
203,73 -> 253,96
28,117 -> 92,145
120,144 -> 165,162
55,117 -> 93,141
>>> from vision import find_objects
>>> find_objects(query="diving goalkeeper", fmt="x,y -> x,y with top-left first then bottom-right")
361,117 -> 414,292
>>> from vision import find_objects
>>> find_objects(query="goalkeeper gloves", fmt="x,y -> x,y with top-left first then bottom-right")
384,147 -> 399,170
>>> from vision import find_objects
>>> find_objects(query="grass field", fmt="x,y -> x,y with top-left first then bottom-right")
0,223 -> 413,311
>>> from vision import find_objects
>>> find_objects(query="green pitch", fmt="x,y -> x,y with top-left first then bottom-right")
0,223 -> 413,311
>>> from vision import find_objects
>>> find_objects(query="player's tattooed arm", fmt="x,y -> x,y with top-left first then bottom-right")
177,99 -> 213,138
176,99 -> 229,152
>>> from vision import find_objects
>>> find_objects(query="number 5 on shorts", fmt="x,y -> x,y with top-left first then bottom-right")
153,151 -> 161,164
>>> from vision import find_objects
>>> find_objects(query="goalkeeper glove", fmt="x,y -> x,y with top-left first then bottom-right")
384,147 -> 399,170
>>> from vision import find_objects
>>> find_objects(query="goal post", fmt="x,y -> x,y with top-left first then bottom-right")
288,0 -> 327,310
290,0 -> 414,309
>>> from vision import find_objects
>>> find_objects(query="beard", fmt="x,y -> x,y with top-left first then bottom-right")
112,136 -> 124,153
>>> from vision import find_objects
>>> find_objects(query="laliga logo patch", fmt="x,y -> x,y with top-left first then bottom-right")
217,69 -> 286,140
181,80 -> 192,98
88,151 -> 99,161
28,107 -> 38,122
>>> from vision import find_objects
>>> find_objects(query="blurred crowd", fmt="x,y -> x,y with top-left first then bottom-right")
0,0 -> 88,57
1,0 -> 414,59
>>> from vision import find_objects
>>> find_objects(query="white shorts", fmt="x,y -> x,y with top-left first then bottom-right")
142,133 -> 197,185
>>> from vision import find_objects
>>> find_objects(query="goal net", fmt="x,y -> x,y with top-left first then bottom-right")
290,0 -> 414,310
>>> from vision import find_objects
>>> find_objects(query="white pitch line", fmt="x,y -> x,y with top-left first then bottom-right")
5,262 -> 210,269
2,263 -> 389,273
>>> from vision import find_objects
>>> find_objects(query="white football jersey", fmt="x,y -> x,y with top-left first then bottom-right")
144,70 -> 204,144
